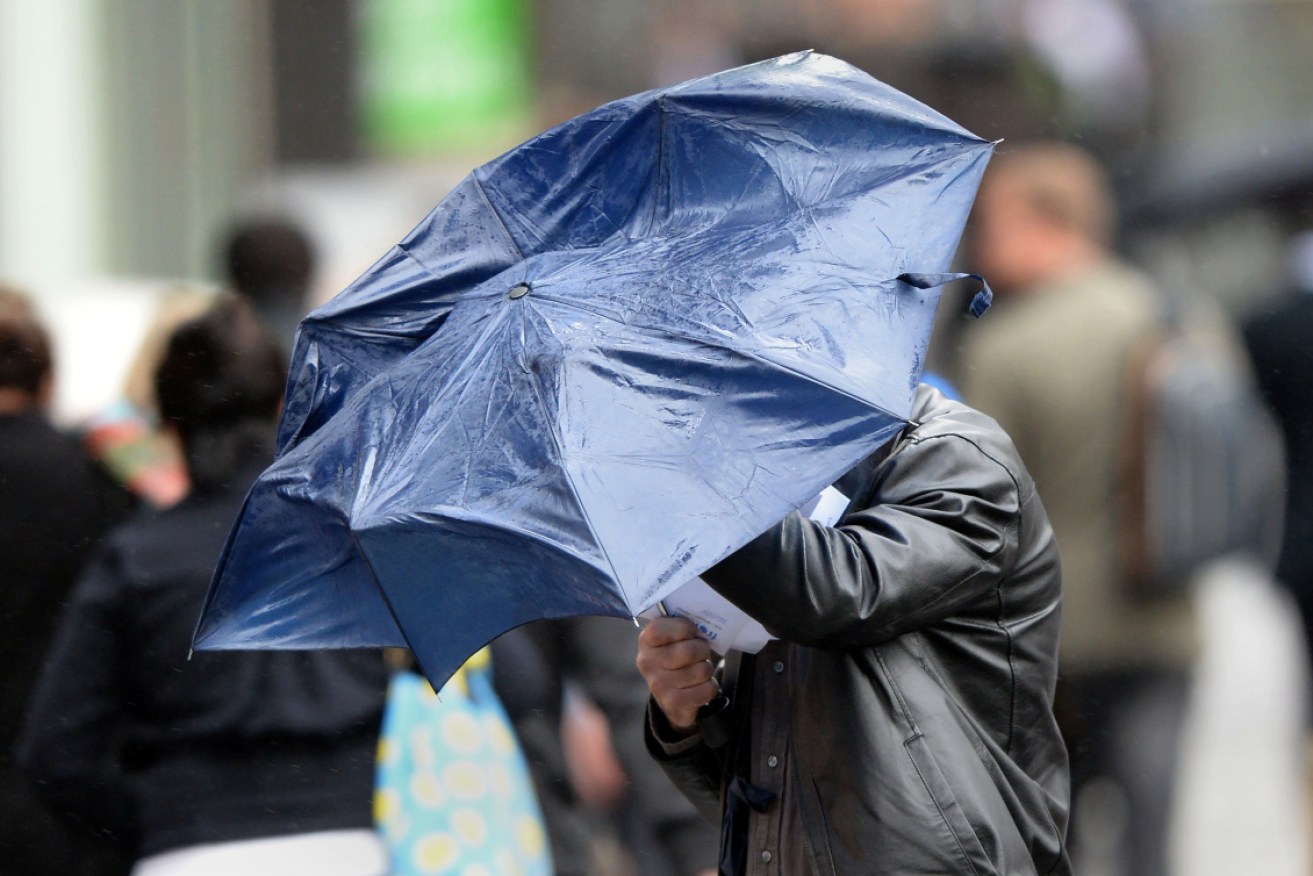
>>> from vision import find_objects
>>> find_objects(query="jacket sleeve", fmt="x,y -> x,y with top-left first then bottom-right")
14,547 -> 137,845
701,430 -> 1021,649
643,700 -> 725,827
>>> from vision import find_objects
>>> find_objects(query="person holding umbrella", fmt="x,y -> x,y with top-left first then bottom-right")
638,382 -> 1071,875
173,53 -> 1068,873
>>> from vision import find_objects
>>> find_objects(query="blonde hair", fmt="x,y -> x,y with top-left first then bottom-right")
122,286 -> 215,412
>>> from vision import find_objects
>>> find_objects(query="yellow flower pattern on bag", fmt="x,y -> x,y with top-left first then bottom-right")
374,649 -> 552,875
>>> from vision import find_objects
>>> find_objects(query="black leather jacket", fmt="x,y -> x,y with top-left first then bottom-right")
648,385 -> 1071,875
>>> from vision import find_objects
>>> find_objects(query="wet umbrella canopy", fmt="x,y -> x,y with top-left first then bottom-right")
193,52 -> 995,689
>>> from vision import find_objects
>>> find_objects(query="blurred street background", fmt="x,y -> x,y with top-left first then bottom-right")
2,2 -> 1312,874
3,0 -> 1310,420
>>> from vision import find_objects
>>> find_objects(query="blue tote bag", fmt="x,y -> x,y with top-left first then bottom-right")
375,650 -> 553,875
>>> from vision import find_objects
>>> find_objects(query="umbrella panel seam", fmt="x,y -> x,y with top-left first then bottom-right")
522,290 -> 917,426
471,170 -> 528,261
513,298 -> 628,596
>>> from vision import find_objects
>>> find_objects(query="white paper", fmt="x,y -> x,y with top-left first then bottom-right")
653,486 -> 850,654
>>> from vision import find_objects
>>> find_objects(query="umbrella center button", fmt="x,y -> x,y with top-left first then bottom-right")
508,283 -> 531,300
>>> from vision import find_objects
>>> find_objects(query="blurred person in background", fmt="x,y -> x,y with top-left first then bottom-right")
82,288 -> 215,509
493,617 -> 718,876
85,209 -> 319,509
957,142 -> 1195,876
221,215 -> 317,352
1,286 -> 136,876
16,296 -> 391,876
1244,229 -> 1313,676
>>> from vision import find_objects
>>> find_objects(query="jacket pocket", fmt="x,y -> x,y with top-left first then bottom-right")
793,768 -> 835,876
904,732 -> 1001,876
877,644 -> 1002,874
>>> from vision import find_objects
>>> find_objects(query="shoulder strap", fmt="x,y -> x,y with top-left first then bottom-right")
1115,319 -> 1171,593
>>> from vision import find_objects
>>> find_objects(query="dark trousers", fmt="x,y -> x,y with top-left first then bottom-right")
1056,668 -> 1193,876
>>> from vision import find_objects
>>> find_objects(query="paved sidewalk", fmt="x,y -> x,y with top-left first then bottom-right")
1171,560 -> 1310,876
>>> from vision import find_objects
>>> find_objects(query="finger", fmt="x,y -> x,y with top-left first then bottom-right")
655,678 -> 721,731
658,637 -> 712,670
636,636 -> 712,677
652,673 -> 718,702
654,656 -> 717,691
639,616 -> 702,647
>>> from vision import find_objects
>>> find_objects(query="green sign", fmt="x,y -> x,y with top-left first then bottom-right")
360,0 -> 533,155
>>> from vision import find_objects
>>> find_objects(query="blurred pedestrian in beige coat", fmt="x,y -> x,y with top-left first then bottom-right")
958,142 -> 1194,876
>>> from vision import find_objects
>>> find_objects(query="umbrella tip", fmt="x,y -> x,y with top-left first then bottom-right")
508,283 -> 531,300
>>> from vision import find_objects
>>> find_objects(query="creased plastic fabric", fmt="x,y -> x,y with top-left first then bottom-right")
193,51 -> 994,690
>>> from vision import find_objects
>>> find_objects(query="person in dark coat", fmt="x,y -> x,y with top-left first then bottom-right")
0,287 -> 136,876
493,617 -> 718,876
16,296 -> 391,874
638,384 -> 1070,875
221,215 -> 316,352
1243,230 -> 1313,678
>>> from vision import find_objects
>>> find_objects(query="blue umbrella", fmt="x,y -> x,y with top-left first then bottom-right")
193,51 -> 994,689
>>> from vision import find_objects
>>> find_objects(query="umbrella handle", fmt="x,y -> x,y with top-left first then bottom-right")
896,272 -> 993,318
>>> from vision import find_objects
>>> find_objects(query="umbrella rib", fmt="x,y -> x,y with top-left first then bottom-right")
347,530 -> 417,649
654,104 -> 988,224
357,509 -> 618,602
648,97 -> 668,236
472,171 -> 528,260
530,291 -> 916,427
519,300 -> 628,596
791,144 -> 988,221
688,332 -> 913,424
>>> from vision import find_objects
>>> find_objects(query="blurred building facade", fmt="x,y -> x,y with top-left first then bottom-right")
2,0 -> 1309,299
